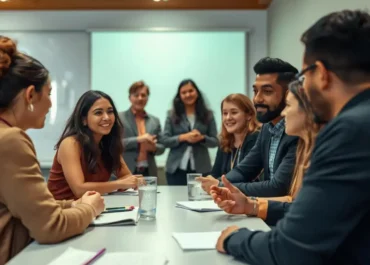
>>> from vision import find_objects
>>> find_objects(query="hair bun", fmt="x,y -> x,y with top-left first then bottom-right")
0,36 -> 17,78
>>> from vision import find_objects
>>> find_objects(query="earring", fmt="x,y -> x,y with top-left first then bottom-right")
28,104 -> 34,112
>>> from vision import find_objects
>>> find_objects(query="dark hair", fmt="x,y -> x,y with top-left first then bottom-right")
171,79 -> 211,124
129,80 -> 150,96
253,57 -> 298,89
0,36 -> 49,109
55,90 -> 123,174
301,10 -> 370,84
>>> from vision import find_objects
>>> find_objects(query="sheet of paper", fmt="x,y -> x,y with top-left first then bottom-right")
48,247 -> 168,265
108,188 -> 139,196
176,200 -> 222,212
172,232 -> 221,250
91,207 -> 139,226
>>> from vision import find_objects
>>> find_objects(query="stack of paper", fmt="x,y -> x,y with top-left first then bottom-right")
172,232 -> 221,250
108,188 -> 139,196
48,247 -> 168,265
90,207 -> 139,226
175,201 -> 222,212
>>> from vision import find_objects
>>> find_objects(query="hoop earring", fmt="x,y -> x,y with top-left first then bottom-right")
28,104 -> 34,112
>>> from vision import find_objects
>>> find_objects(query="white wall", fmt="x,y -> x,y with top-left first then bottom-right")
268,0 -> 370,69
0,10 -> 268,95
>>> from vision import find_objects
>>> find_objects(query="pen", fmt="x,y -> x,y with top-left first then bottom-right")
82,248 -> 106,265
106,206 -> 134,210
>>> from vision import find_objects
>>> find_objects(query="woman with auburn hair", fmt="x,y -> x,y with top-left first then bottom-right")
197,93 -> 260,189
0,36 -> 104,265
210,82 -> 322,222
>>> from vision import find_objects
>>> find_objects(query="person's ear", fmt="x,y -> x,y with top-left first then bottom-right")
315,61 -> 331,92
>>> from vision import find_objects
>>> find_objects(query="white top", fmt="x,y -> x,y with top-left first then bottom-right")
179,114 -> 196,171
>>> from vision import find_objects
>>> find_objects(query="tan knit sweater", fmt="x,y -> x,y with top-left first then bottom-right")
0,123 -> 95,265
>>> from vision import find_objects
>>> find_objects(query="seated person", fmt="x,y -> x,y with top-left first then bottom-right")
200,57 -> 299,197
198,93 -> 260,180
0,36 -> 104,265
48,90 -> 142,200
214,11 -> 370,264
211,83 -> 321,225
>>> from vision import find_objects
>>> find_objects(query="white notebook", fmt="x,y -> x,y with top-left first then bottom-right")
90,207 -> 139,226
48,247 -> 168,265
107,188 -> 139,196
176,201 -> 222,212
172,232 -> 221,250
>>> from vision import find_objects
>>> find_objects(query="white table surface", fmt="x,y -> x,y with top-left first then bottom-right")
7,186 -> 270,265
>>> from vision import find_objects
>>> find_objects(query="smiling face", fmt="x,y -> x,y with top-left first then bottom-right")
253,73 -> 285,123
29,80 -> 52,129
85,97 -> 115,137
222,101 -> 249,134
281,92 -> 307,137
179,83 -> 198,107
129,86 -> 149,112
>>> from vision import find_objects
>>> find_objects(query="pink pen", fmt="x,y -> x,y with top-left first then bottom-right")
82,248 -> 106,265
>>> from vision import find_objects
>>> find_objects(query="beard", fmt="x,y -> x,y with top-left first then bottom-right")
254,98 -> 286,123
306,84 -> 330,125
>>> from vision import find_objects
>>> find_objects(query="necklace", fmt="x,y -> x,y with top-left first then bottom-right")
0,117 -> 13,127
230,146 -> 241,169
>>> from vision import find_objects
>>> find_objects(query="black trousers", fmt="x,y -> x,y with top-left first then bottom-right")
134,167 -> 150,176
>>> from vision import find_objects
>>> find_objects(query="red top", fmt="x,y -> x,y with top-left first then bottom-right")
47,150 -> 111,200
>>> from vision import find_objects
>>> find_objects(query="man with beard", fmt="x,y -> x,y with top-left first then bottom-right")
119,81 -> 165,176
214,10 -> 370,265
198,57 -> 299,197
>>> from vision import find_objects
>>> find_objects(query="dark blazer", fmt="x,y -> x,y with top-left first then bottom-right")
224,89 -> 370,265
211,131 -> 259,179
225,122 -> 298,197
161,110 -> 218,174
119,109 -> 165,176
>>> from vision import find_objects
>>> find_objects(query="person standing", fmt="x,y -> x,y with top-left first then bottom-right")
119,81 -> 165,176
162,79 -> 218,185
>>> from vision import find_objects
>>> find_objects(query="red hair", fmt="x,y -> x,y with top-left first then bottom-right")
220,93 -> 261,152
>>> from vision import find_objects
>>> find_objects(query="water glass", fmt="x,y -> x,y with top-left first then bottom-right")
138,176 -> 157,220
187,173 -> 203,201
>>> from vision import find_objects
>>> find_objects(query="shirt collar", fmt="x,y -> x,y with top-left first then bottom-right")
267,118 -> 285,136
131,108 -> 147,118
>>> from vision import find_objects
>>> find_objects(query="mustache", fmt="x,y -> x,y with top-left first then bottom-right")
254,104 -> 269,110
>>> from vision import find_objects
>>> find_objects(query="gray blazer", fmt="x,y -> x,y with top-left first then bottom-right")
161,111 -> 219,174
119,109 -> 165,176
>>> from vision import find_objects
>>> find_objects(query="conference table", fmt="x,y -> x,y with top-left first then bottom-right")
7,186 -> 271,265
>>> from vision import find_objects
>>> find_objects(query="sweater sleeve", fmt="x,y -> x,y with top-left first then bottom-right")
0,129 -> 95,244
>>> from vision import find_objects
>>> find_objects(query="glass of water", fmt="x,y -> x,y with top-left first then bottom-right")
138,176 -> 157,220
187,173 -> 203,201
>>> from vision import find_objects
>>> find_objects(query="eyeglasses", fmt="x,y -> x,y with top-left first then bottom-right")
289,63 -> 317,92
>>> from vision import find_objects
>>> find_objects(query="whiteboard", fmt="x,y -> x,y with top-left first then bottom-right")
0,32 -> 90,167
91,32 -> 247,166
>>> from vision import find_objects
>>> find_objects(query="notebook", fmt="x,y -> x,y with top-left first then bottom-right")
172,232 -> 221,250
48,247 -> 168,265
107,188 -> 139,196
90,207 -> 139,226
175,201 -> 222,212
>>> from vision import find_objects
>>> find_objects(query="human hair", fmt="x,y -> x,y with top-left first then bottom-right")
301,10 -> 370,84
55,90 -> 123,174
171,79 -> 211,124
220,93 -> 261,152
288,83 -> 321,198
253,57 -> 298,90
129,80 -> 150,96
0,36 -> 49,109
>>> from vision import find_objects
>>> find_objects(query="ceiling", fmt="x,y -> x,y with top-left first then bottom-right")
0,0 -> 272,10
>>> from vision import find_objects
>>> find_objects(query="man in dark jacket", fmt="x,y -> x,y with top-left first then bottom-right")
199,57 -> 298,197
213,10 -> 370,265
